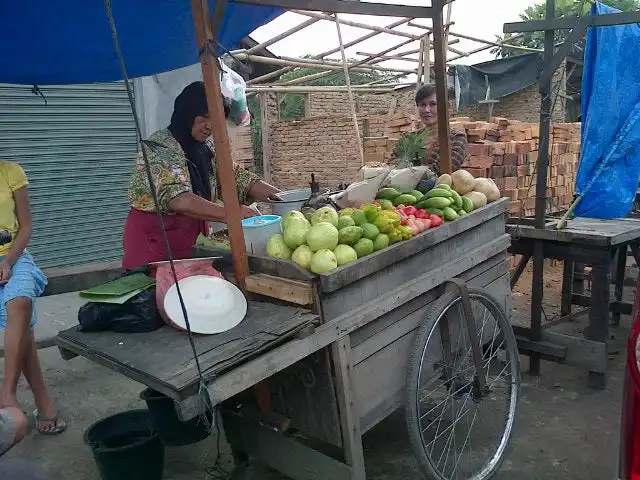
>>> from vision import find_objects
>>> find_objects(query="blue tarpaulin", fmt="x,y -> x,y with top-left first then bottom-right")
0,1 -> 283,85
575,2 -> 640,218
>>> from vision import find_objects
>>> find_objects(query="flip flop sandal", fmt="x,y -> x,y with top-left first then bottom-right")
33,409 -> 66,435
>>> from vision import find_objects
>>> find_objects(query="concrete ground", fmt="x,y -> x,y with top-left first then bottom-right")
0,267 -> 631,480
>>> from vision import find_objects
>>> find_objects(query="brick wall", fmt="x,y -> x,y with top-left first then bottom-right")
269,116 -> 366,190
459,64 -> 566,124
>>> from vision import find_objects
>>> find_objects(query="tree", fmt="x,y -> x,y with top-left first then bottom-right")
491,0 -> 640,58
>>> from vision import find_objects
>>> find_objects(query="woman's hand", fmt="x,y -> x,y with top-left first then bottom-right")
241,205 -> 260,219
248,180 -> 282,203
0,260 -> 12,284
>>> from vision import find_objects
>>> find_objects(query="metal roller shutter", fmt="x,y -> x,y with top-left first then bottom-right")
0,83 -> 137,268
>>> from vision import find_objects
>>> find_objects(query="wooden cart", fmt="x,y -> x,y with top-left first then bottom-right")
56,198 -> 516,480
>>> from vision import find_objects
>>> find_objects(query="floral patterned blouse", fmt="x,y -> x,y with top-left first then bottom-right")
128,129 -> 259,213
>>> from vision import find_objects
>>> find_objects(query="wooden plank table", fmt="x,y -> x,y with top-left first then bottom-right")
56,301 -> 319,402
507,216 -> 640,389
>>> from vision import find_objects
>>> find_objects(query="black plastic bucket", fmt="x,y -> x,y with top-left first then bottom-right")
84,409 -> 164,480
140,388 -> 212,446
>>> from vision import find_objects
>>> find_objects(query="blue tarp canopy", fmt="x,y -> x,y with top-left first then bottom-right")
0,1 -> 284,85
575,2 -> 640,218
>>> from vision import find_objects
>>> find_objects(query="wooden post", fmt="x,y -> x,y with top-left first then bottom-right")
191,0 -> 249,287
416,38 -> 425,89
431,0 -> 452,174
422,35 -> 431,84
334,13 -> 364,166
259,93 -> 272,184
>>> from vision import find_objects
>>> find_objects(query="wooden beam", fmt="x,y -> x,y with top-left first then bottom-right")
335,13 -> 364,166
248,17 -> 413,85
259,93 -> 271,183
447,33 -> 526,62
431,1 -> 452,174
247,86 -> 398,93
246,18 -> 320,54
231,0 -> 435,18
233,51 -> 416,74
191,0 -> 249,286
245,274 -> 314,305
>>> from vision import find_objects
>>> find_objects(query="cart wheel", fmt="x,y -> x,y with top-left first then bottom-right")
405,288 -> 520,480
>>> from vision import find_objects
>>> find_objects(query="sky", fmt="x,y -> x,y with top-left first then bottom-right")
248,0 -> 538,77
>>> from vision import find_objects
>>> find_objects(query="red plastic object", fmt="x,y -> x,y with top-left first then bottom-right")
153,259 -> 223,327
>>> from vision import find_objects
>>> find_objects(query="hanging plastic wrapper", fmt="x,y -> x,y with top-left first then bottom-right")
220,62 -> 250,127
331,164 -> 432,208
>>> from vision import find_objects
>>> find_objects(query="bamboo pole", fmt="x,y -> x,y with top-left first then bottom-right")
422,35 -> 431,84
409,21 -> 542,54
294,10 -> 464,56
447,33 -> 526,62
247,85 -> 400,93
248,16 -> 413,85
416,37 -> 425,90
356,39 -> 460,59
243,18 -> 320,54
334,13 -> 364,166
232,51 -> 416,74
191,0 -> 249,286
279,36 -> 418,87
432,1 -> 452,175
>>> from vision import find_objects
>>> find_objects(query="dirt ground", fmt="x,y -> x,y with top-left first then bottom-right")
1,262 -> 631,479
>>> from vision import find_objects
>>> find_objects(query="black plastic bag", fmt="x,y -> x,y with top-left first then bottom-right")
77,267 -> 164,333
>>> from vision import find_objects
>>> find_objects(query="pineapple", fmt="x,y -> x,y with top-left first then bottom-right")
392,129 -> 430,168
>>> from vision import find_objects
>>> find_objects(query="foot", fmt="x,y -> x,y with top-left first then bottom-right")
33,409 -> 66,435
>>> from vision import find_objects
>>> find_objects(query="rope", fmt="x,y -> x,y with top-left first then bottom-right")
103,1 -> 229,477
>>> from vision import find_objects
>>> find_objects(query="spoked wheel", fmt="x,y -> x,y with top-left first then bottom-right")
405,288 -> 520,480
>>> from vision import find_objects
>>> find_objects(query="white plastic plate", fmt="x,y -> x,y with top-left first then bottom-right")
163,275 -> 248,335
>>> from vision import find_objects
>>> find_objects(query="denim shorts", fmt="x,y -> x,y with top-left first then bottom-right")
0,251 -> 47,329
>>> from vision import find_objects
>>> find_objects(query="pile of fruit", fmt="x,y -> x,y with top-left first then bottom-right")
375,169 -> 500,222
265,169 -> 501,274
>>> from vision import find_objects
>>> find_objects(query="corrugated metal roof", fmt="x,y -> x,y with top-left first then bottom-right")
0,83 -> 137,268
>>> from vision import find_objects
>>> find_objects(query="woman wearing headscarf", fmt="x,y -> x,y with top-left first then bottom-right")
123,81 -> 281,269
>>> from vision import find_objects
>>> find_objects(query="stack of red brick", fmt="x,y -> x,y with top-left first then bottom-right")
363,115 -> 581,218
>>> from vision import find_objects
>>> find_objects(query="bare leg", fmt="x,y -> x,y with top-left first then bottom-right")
22,330 -> 64,430
1,297 -> 32,408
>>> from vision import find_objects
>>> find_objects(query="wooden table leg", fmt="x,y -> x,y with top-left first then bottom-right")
561,260 -> 574,318
574,262 -> 585,295
331,337 -> 366,480
612,246 -> 627,327
586,263 -> 610,389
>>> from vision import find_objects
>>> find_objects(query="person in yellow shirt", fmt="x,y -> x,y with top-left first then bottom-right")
0,161 -> 65,435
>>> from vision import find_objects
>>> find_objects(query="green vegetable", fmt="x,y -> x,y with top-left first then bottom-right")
361,223 -> 380,240
409,190 -> 424,201
435,183 -> 452,191
351,209 -> 368,226
338,215 -> 356,229
424,188 -> 453,199
311,249 -> 338,273
353,238 -> 374,258
450,190 -> 463,209
421,197 -> 452,209
461,196 -> 474,212
267,234 -> 292,259
425,208 -> 444,217
292,245 -> 313,269
393,194 -> 418,206
362,204 -> 380,222
376,188 -> 402,200
442,207 -> 459,221
306,222 -> 339,252
377,199 -> 394,210
338,226 -> 364,245
334,245 -> 358,266
373,233 -> 390,251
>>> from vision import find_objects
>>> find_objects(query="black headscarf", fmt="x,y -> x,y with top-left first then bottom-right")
167,81 -> 230,201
